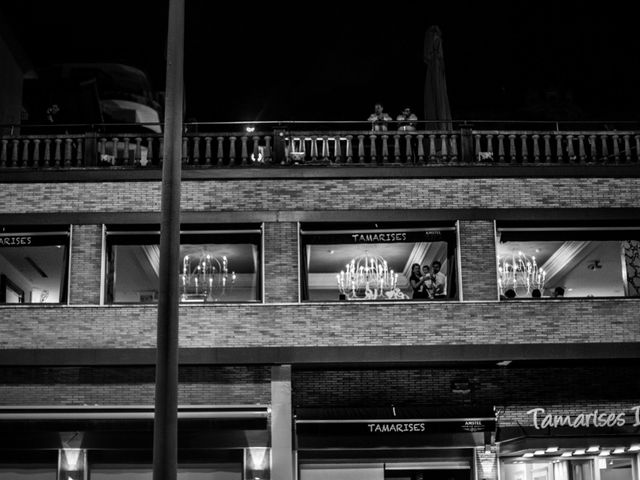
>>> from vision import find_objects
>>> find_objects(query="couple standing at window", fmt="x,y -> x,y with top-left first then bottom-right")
410,261 -> 446,299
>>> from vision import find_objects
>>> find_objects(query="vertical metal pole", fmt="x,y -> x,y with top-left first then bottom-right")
153,0 -> 184,479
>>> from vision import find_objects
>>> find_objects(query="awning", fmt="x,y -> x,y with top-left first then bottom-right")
295,406 -> 496,450
0,405 -> 270,450
497,425 -> 640,456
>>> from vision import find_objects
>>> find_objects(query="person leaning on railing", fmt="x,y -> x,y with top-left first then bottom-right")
368,102 -> 392,131
396,107 -> 417,131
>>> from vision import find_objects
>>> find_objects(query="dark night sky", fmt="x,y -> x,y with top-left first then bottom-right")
2,0 -> 639,122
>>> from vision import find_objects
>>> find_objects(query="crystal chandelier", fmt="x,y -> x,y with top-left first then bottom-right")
336,252 -> 407,300
497,251 -> 546,297
180,253 -> 236,302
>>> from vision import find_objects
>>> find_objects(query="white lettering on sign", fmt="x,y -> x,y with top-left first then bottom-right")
527,406 -> 640,429
0,236 -> 32,247
367,422 -> 426,433
351,233 -> 407,243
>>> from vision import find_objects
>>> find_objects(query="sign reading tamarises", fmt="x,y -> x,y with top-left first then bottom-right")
350,231 -> 445,243
0,236 -> 32,247
527,406 -> 640,429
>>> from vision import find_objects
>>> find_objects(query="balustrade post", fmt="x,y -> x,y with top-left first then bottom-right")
623,135 -> 631,163
123,137 -> 131,166
345,135 -> 353,163
369,134 -> 377,163
612,134 -> 620,163
43,139 -> 52,167
460,123 -> 473,163
240,135 -> 249,165
635,135 -> 640,163
33,139 -> 41,167
440,134 -> 448,162
135,137 -> 143,166
111,137 -> 119,165
203,137 -> 212,165
531,134 -> 540,162
76,138 -> 83,166
429,134 -> 437,163
264,136 -> 272,163
310,136 -> 318,161
11,139 -> 19,167
21,139 -> 30,167
486,134 -> 494,159
404,135 -> 412,164
508,134 -> 517,163
229,136 -> 237,166
321,136 -> 330,162
182,137 -> 188,164
555,134 -> 563,163
357,135 -> 365,162
600,135 -> 609,163
216,137 -> 224,166
193,136 -> 201,165
54,138 -> 62,167
566,134 -> 575,163
0,139 -> 7,168
520,134 -> 529,162
474,134 -> 481,161
393,134 -> 401,163
333,136 -> 342,163
450,134 -> 459,162
588,135 -> 597,162
416,134 -> 425,164
252,135 -> 261,163
577,135 -> 586,163
381,135 -> 389,163
497,134 -> 506,162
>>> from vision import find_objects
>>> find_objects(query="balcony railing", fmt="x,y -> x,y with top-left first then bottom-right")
1,121 -> 640,169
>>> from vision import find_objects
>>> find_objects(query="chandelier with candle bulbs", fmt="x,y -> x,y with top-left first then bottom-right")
497,251 -> 546,297
180,253 -> 236,302
337,252 -> 408,300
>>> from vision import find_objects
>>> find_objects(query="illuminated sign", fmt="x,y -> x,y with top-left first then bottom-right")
0,236 -> 32,247
527,406 -> 640,429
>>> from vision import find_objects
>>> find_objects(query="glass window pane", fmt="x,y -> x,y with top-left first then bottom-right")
497,229 -> 640,299
301,225 -> 457,302
0,231 -> 69,304
107,227 -> 261,303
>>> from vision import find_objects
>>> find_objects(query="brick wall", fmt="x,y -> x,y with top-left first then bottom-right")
292,365 -> 640,427
0,365 -> 270,405
264,222 -> 298,302
1,300 -> 638,348
1,178 -> 640,214
70,224 -> 102,304
459,221 -> 497,300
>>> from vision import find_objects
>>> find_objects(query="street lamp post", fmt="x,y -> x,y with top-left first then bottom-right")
153,0 -> 184,479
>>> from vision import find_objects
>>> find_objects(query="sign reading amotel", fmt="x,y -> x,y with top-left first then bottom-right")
527,406 -> 640,429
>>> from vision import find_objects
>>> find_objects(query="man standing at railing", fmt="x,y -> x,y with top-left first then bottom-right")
368,102 -> 392,131
397,107 -> 418,131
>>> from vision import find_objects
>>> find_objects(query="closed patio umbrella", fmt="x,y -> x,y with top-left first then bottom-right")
424,25 -> 452,130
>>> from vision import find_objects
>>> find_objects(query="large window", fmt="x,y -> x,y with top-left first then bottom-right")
496,222 -> 640,299
0,227 -> 69,304
300,222 -> 458,301
105,225 -> 262,303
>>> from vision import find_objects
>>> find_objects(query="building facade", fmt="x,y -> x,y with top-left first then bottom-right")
1,127 -> 639,480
